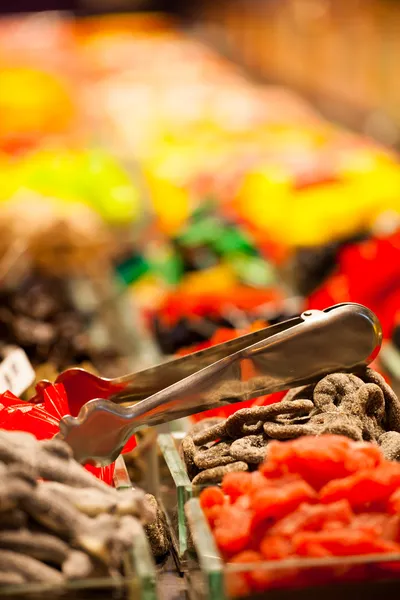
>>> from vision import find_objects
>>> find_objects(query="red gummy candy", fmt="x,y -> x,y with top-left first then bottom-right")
265,436 -> 382,490
320,463 -> 400,508
388,489 -> 400,515
203,434 -> 400,592
249,470 -> 302,492
200,486 -> 225,510
293,529 -> 400,557
222,472 -> 252,502
269,500 -> 353,538
214,506 -> 252,555
204,505 -> 224,529
251,480 -> 316,523
260,535 -> 293,560
350,513 -> 400,542
345,443 -> 383,472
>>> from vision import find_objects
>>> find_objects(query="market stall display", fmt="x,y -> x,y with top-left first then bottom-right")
2,8 -> 400,600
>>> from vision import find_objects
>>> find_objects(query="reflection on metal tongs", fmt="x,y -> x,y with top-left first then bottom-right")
56,303 -> 382,465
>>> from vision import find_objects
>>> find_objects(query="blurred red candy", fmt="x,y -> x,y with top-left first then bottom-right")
200,486 -> 226,509
320,463 -> 400,508
251,480 -> 316,523
264,436 -> 382,490
388,489 -> 400,515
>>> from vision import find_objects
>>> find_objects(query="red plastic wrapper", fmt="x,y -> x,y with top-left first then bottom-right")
0,383 -> 136,486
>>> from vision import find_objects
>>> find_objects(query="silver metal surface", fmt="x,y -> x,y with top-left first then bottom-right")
57,303 -> 382,465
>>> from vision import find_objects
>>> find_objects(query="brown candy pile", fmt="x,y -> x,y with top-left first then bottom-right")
181,368 -> 400,484
0,270 -> 121,372
0,430 -> 156,586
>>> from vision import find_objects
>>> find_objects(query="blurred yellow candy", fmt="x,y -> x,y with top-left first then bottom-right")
145,173 -> 191,236
235,166 -> 292,233
179,264 -> 237,295
0,67 -> 76,139
287,182 -> 371,246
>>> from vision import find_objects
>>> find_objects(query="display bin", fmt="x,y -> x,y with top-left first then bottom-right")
0,456 -> 157,600
185,497 -> 400,600
158,432 -> 212,569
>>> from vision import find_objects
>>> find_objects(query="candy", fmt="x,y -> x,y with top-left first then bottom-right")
388,489 -> 400,515
197,435 -> 400,595
214,506 -> 252,555
200,487 -> 226,509
181,367 -> 400,484
268,500 -> 353,538
0,550 -> 64,584
0,270 -> 121,372
194,442 -> 237,469
0,431 -> 157,584
0,530 -> 70,566
192,462 -> 249,486
229,435 -> 268,464
251,480 -> 316,523
143,494 -> 170,559
293,530 -> 400,557
319,463 -> 400,508
225,401 -> 315,439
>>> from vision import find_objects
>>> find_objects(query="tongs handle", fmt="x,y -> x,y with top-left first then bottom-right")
124,303 -> 381,425
59,303 -> 382,464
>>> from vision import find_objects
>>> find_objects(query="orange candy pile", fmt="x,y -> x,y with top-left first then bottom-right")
199,435 -> 400,597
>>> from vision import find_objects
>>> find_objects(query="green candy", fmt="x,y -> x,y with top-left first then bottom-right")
226,254 -> 276,287
17,148 -> 141,225
115,254 -> 150,286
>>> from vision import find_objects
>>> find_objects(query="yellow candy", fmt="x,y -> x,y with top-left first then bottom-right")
145,173 -> 191,236
235,165 -> 292,234
287,182 -> 371,246
179,264 -> 237,296
0,68 -> 75,139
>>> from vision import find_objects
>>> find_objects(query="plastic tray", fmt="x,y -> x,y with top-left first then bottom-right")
185,497 -> 400,600
0,457 -> 157,600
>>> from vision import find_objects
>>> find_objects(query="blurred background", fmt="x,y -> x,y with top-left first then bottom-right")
2,0 -> 400,398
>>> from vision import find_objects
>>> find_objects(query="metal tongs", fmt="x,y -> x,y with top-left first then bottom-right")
55,303 -> 382,465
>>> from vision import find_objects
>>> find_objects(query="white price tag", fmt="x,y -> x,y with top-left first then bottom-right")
0,348 -> 36,397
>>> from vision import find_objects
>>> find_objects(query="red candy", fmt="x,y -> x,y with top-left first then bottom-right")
293,529 -> 400,557
222,472 -> 253,502
269,500 -> 352,538
199,435 -> 400,596
251,480 -> 317,524
388,489 -> 400,515
214,506 -> 253,555
320,463 -> 400,508
260,535 -> 293,560
307,231 -> 400,339
264,435 -> 382,490
200,486 -> 226,509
